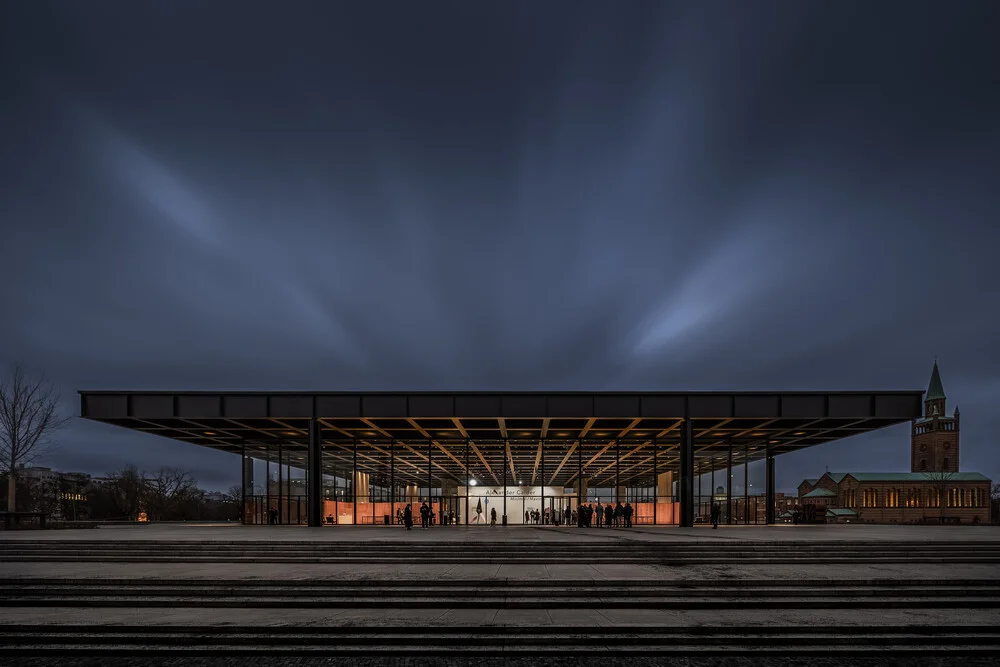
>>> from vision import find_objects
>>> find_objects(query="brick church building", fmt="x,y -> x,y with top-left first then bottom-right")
795,361 -> 991,524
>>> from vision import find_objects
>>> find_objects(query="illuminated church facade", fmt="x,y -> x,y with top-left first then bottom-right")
795,361 -> 991,524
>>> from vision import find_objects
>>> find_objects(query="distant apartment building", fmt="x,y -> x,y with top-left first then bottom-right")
14,464 -> 92,519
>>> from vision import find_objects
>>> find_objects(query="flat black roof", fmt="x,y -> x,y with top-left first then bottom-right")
79,390 -> 924,488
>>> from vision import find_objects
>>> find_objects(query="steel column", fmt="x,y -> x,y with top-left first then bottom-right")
353,440 -> 358,526
427,439 -> 432,520
766,445 -> 776,525
307,420 -> 322,527
697,462 -> 702,517
726,439 -> 733,525
502,439 -> 507,523
743,442 -> 749,524
541,440 -> 546,524
265,446 -> 271,524
390,439 -> 395,519
465,439 -> 470,525
679,403 -> 694,528
615,440 -> 621,504
277,444 -> 283,525
241,441 -> 247,525
652,438 -> 657,525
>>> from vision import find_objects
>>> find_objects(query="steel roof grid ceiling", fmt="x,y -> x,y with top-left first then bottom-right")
79,390 -> 924,488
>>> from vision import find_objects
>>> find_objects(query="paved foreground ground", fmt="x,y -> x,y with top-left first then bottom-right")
5,658 -> 1000,667
4,522 -> 1000,542
3,524 -> 1000,664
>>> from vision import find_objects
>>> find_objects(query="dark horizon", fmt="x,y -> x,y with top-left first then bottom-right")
2,1 -> 998,491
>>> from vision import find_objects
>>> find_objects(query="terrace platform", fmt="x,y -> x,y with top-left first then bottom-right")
5,522 -> 1000,542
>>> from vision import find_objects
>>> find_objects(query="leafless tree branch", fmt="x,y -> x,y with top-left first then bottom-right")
1,363 -> 70,510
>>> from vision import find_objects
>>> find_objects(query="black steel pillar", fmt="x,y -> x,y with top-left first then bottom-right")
265,446 -> 271,524
427,439 -> 432,519
679,403 -> 694,528
277,444 -> 284,525
390,439 -> 395,517
697,461 -> 702,517
652,438 -> 658,525
726,439 -> 733,525
307,420 -> 322,527
240,441 -> 247,525
743,442 -> 749,524
615,440 -> 621,504
540,439 -> 546,524
710,460 -> 715,515
577,439 -> 583,519
353,440 -> 358,525
766,445 -> 776,525
464,439 -> 470,525
502,439 -> 507,523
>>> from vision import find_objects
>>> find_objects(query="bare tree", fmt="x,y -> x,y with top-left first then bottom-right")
144,468 -> 196,520
104,466 -> 148,520
0,364 -> 70,511
922,471 -> 958,523
21,474 -> 60,516
224,485 -> 243,506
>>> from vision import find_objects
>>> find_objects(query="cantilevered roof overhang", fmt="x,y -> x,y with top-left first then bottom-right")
79,390 -> 924,488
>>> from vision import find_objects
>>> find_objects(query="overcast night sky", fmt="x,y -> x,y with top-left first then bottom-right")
1,1 -> 998,493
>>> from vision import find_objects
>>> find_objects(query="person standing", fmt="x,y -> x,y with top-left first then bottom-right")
403,504 -> 413,531
419,502 -> 429,529
711,502 -> 720,529
490,507 -> 497,527
595,502 -> 603,528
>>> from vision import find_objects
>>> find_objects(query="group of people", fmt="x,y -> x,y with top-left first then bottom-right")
577,501 -> 635,528
399,502 -> 461,530
394,500 -> 648,530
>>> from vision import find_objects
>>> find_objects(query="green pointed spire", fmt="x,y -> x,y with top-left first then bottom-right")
926,360 -> 946,401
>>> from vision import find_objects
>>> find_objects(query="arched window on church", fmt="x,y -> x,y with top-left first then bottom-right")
920,459 -> 926,471
943,457 -> 950,470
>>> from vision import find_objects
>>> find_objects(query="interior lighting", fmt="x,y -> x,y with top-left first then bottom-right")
470,480 -> 478,486
204,431 -> 215,435
794,432 -> 805,436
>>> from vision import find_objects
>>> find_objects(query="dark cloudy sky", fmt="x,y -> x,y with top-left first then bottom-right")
2,1 -> 998,493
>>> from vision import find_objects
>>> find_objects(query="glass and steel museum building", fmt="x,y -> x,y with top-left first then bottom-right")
78,390 -> 924,528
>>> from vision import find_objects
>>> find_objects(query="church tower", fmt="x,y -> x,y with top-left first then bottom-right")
911,360 -> 960,473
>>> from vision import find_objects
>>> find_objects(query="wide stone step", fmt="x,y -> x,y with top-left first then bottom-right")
6,555 -> 1000,565
5,596 -> 999,609
4,577 -> 996,587
1,626 -> 998,656
6,540 -> 1000,550
5,584 -> 999,598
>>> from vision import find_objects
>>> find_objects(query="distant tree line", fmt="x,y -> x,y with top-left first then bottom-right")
0,466 -> 241,522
